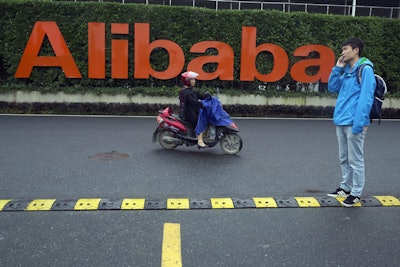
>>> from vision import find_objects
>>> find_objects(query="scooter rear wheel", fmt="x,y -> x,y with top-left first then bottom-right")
220,133 -> 242,155
158,130 -> 178,150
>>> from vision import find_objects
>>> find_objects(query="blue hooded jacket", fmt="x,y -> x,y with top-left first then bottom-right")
328,57 -> 376,134
195,96 -> 233,135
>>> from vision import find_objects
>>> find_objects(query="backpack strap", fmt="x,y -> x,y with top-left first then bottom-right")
356,57 -> 373,85
356,64 -> 365,84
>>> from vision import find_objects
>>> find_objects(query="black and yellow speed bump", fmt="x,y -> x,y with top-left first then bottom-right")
0,196 -> 399,211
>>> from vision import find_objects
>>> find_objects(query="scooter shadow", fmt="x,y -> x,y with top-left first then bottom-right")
150,147 -> 242,160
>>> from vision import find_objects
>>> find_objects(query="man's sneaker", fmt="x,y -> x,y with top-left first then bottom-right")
342,195 -> 360,207
327,188 -> 350,197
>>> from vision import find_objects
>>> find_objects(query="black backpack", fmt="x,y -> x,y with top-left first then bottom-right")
356,58 -> 387,124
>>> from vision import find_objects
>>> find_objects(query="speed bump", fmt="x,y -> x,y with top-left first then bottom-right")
359,197 -> 382,207
275,198 -> 299,208
167,198 -> 190,210
74,198 -> 101,210
232,198 -> 256,208
145,199 -> 167,210
121,198 -> 145,210
3,200 -> 29,211
0,196 -> 399,212
98,199 -> 123,210
317,197 -> 341,207
0,199 -> 11,211
26,199 -> 56,211
374,196 -> 400,206
190,198 -> 212,209
336,197 -> 362,207
210,198 -> 234,209
52,199 -> 77,211
295,197 -> 320,208
253,197 -> 278,208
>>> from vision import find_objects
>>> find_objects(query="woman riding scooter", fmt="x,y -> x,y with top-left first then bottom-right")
179,71 -> 210,148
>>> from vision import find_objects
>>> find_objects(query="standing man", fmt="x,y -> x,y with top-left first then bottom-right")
327,38 -> 376,207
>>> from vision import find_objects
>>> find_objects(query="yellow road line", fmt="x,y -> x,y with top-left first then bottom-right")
162,223 -> 182,267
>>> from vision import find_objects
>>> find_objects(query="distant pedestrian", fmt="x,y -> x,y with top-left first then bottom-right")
327,38 -> 376,207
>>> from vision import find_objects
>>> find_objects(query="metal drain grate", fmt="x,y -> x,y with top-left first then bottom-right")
89,151 -> 129,160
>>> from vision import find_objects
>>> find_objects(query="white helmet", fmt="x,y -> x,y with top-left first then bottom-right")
181,71 -> 199,86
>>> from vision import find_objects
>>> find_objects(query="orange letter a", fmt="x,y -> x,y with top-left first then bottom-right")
15,21 -> 81,78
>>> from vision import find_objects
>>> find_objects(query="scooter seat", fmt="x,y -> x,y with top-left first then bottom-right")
171,113 -> 181,120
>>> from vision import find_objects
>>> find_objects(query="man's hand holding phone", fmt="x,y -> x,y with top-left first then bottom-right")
336,56 -> 347,68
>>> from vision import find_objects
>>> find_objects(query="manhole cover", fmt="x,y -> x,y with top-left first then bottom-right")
89,151 -> 129,161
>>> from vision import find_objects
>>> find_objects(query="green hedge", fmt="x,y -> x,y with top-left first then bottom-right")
1,0 -> 400,96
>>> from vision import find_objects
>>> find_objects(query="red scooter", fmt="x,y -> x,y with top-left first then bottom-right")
152,107 -> 242,155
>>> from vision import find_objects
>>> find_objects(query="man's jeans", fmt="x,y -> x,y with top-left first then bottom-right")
336,126 -> 367,197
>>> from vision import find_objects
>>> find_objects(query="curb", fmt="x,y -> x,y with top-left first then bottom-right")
1,91 -> 400,109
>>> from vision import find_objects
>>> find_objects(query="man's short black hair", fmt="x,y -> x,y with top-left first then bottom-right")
342,38 -> 364,57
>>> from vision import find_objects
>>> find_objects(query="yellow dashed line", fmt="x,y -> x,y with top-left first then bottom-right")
162,223 -> 182,267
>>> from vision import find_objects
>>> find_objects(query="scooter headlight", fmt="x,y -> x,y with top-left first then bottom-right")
157,115 -> 163,124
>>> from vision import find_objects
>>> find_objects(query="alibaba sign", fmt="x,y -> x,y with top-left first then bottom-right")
15,21 -> 335,83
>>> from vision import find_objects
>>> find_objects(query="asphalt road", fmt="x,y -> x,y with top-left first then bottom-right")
0,115 -> 399,266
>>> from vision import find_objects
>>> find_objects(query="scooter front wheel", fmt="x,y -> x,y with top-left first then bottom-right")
158,130 -> 178,150
220,133 -> 242,155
